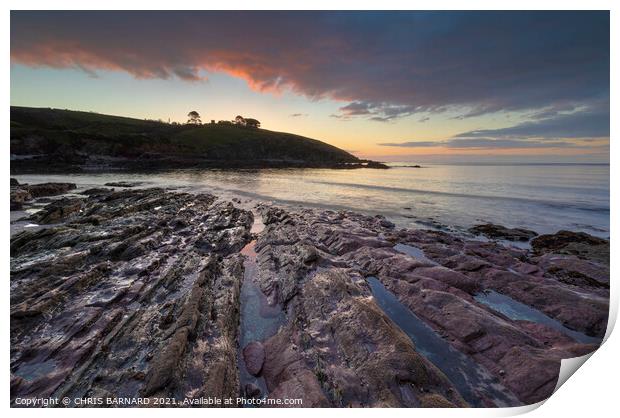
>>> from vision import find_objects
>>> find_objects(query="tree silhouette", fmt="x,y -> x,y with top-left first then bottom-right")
187,111 -> 202,124
234,115 -> 246,125
244,118 -> 261,128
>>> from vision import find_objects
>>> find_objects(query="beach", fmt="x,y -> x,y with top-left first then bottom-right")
10,178 -> 609,407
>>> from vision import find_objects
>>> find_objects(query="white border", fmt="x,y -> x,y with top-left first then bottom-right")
3,2 -> 617,418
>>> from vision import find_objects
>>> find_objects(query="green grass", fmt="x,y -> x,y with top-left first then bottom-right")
11,106 -> 357,163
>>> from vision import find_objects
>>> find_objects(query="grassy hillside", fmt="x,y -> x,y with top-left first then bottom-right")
10,106 -> 361,171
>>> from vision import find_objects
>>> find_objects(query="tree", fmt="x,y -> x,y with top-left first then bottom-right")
187,111 -> 202,124
244,118 -> 261,128
234,115 -> 246,125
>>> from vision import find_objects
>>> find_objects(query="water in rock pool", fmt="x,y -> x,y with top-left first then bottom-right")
474,290 -> 602,345
366,276 -> 521,407
13,162 -> 609,238
393,243 -> 437,265
238,217 -> 286,400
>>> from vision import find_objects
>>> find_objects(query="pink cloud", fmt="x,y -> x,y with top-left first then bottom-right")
11,11 -> 609,121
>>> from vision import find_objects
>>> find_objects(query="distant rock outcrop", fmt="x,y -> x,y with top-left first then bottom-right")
469,223 -> 538,242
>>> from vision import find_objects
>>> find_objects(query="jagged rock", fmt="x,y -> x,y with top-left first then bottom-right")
412,266 -> 480,294
375,215 -> 395,228
29,198 -> 83,224
261,269 -> 466,407
24,182 -> 76,197
299,244 -> 318,263
10,188 -> 31,210
536,253 -> 609,288
469,223 -> 538,242
255,206 -> 608,406
9,188 -> 609,408
10,188 -> 252,405
532,230 -> 609,265
10,181 -> 77,211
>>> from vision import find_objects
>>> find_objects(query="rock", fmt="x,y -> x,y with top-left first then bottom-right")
10,188 -> 252,405
536,253 -> 609,288
299,244 -> 318,263
25,182 -> 76,198
245,383 -> 262,398
260,269 -> 467,407
260,206 -> 292,225
480,268 -> 608,337
255,205 -> 607,405
413,266 -> 480,294
81,187 -> 114,196
469,223 -> 538,242
419,393 -> 457,407
365,161 -> 389,169
10,188 -> 32,210
243,341 -> 265,376
531,230 -> 609,265
29,198 -> 83,224
103,181 -> 142,188
380,219 -> 395,228
10,182 -> 78,210
9,186 -> 609,408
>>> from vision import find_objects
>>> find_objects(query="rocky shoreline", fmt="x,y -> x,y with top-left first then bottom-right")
10,182 -> 609,407
10,156 -> 390,174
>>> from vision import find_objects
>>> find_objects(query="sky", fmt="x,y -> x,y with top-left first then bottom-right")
10,11 -> 610,162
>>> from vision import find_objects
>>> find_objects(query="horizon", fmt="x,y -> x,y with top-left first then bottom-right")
10,11 -> 610,163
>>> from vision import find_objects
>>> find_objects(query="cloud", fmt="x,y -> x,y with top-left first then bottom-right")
336,102 -> 428,122
339,102 -> 372,116
329,113 -> 351,120
455,106 -> 609,139
378,106 -> 609,149
11,11 -> 609,120
380,141 -> 444,147
289,113 -> 308,117
378,138 -> 584,149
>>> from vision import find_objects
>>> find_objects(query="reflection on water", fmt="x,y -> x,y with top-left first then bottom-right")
13,163 -> 609,237
239,241 -> 285,346
474,290 -> 602,345
238,232 -> 286,400
394,243 -> 437,265
367,276 -> 520,407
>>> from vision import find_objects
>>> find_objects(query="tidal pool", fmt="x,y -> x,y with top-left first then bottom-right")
367,276 -> 520,407
474,290 -> 602,345
237,216 -> 286,401
393,243 -> 437,265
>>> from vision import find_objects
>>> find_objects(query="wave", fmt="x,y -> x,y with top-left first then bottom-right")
307,180 -> 609,213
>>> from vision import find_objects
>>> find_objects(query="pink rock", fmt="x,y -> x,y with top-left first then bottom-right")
414,266 -> 480,294
536,254 -> 609,288
243,341 -> 265,376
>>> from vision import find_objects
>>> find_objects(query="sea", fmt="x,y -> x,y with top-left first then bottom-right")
12,163 -> 610,239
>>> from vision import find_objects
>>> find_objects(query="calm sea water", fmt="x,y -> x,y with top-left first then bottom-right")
13,163 -> 610,238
